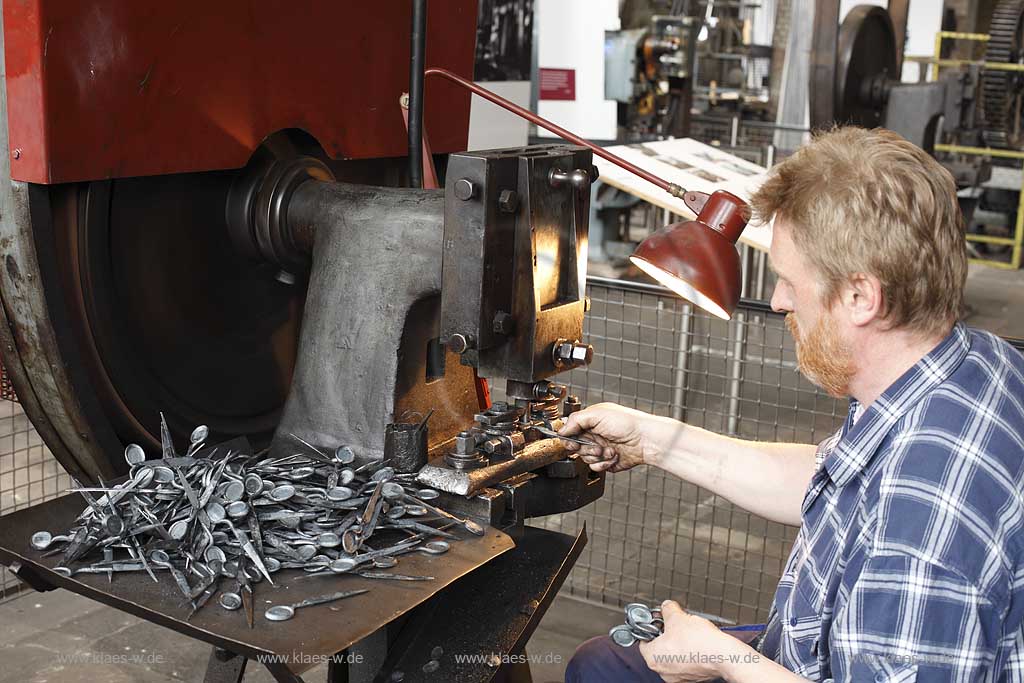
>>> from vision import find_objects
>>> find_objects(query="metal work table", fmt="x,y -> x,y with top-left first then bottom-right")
0,491 -> 587,682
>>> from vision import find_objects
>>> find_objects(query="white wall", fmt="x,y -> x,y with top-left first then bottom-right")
838,0 -> 943,82
467,81 -> 532,150
535,0 -> 620,140
901,0 -> 943,82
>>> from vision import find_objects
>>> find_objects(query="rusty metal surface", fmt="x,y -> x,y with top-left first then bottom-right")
417,439 -> 569,496
0,16 -> 108,483
889,0 -> 910,73
274,180 -> 480,459
3,1 -> 477,184
0,492 -> 514,677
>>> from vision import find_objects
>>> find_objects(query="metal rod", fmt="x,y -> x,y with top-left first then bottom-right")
934,143 -> 1024,160
424,67 -> 689,199
408,0 -> 427,189
670,303 -> 693,422
936,31 -> 989,41
928,58 -> 1024,72
754,249 -> 768,301
726,247 -> 751,435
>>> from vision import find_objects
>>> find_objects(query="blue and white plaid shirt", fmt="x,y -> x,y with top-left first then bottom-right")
758,323 -> 1024,681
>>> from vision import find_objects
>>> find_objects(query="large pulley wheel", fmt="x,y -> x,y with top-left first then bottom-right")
53,172 -> 305,459
834,5 -> 898,128
982,0 -> 1024,149
6,134 -> 328,480
810,3 -> 898,130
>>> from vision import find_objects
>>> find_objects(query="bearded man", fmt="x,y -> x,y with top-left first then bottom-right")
561,127 -> 1024,682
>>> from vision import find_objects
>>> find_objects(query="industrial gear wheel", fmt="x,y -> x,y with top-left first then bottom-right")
982,0 -> 1024,149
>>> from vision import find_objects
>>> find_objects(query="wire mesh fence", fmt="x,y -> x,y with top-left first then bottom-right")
529,276 -> 847,624
0,274 -> 837,619
0,399 -> 73,601
0,275 -> 1017,626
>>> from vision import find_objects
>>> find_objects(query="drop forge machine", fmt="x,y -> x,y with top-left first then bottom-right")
0,3 -> 612,682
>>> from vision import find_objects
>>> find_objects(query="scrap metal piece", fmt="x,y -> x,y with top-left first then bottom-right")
264,588 -> 370,621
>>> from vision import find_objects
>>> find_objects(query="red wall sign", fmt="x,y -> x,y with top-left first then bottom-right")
539,68 -> 576,101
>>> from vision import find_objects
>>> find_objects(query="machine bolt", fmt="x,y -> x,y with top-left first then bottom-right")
529,380 -> 566,400
453,178 -> 477,201
12,148 -> 21,160
497,189 -> 519,213
493,311 -> 515,335
546,382 -> 568,399
444,333 -> 472,354
553,340 -> 594,369
570,344 -> 592,365
549,167 -> 592,190
563,395 -> 582,416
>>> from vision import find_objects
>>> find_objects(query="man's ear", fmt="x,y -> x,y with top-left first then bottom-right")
841,272 -> 883,327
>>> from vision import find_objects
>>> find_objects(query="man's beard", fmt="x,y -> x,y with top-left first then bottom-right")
786,312 -> 855,398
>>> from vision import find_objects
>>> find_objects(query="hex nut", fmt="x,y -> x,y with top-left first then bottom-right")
498,189 -> 519,213
554,340 -> 593,368
570,344 -> 593,365
493,311 -> 515,335
454,431 -> 477,454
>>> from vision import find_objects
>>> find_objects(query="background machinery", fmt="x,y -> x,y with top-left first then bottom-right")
810,0 -> 1024,268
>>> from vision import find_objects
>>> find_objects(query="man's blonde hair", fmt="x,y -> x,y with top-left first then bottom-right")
750,126 -> 966,338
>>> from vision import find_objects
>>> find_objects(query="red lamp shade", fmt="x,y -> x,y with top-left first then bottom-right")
630,190 -> 749,320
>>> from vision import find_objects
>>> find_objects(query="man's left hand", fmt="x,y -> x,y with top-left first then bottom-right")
638,600 -> 756,682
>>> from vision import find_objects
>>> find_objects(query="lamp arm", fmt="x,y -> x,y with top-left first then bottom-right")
424,67 -> 694,202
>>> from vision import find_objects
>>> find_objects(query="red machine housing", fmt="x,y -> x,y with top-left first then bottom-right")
3,0 -> 477,183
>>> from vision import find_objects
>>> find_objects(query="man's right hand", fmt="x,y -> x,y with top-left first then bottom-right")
559,403 -> 663,473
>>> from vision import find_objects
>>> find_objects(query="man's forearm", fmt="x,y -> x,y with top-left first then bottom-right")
644,417 -> 816,526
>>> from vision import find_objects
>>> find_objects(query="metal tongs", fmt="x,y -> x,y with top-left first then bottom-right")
532,422 -> 618,464
530,424 -> 597,447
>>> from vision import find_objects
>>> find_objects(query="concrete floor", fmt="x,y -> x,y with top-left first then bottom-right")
0,588 -> 618,683
0,260 -> 1021,683
962,263 -> 1024,338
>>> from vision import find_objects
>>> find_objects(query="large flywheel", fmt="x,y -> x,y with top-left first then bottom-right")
55,172 -> 305,454
982,0 -> 1024,149
810,3 -> 898,130
2,133 -> 341,481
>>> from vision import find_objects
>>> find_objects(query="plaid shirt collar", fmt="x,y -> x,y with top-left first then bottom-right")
815,322 -> 972,493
